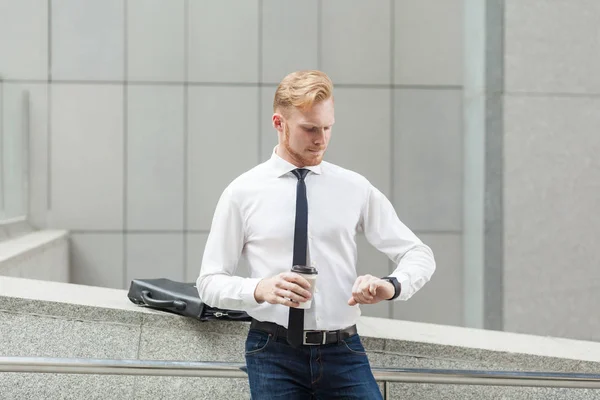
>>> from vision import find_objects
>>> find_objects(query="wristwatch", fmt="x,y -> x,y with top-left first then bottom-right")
381,276 -> 401,300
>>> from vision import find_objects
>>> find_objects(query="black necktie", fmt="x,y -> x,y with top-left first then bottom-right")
287,168 -> 309,347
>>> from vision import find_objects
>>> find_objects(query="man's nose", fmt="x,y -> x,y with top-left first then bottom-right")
313,129 -> 325,143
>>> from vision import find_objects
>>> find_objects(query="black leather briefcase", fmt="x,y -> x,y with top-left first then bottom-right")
127,278 -> 252,322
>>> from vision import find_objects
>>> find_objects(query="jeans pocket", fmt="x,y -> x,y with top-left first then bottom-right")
245,329 -> 272,356
341,334 -> 367,356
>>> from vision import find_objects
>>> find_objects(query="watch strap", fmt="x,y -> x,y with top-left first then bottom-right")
381,276 -> 401,300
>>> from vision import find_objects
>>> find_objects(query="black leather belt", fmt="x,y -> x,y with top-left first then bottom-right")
250,319 -> 357,346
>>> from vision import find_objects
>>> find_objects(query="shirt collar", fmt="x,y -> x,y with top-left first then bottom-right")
269,146 -> 323,178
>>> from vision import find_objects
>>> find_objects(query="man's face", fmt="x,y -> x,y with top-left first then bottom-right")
275,98 -> 335,167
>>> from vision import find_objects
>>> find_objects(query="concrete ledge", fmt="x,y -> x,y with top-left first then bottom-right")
0,231 -> 69,282
2,276 -> 600,399
0,217 -> 33,242
357,316 -> 600,365
2,276 -> 600,367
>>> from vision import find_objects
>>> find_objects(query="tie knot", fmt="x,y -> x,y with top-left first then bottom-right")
292,168 -> 309,181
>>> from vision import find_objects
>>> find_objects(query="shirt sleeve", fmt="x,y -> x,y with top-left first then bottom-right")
196,186 -> 262,310
361,184 -> 436,301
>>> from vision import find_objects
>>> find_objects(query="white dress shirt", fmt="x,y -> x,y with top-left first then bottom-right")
197,147 -> 436,331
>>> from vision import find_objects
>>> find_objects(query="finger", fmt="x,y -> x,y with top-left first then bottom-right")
367,276 -> 382,295
351,293 -> 373,305
282,272 -> 311,290
352,287 -> 371,304
358,281 -> 374,301
351,282 -> 367,304
275,288 -> 307,304
352,276 -> 365,301
352,275 -> 366,294
276,294 -> 300,308
368,277 -> 384,296
348,296 -> 357,306
358,292 -> 372,303
369,282 -> 378,296
279,280 -> 312,300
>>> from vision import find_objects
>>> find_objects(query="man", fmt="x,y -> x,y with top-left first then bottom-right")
197,70 -> 436,399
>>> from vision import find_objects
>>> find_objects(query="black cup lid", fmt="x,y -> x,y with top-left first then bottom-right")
291,265 -> 318,274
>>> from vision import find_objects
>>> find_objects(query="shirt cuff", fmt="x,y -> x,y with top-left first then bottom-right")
240,278 -> 263,307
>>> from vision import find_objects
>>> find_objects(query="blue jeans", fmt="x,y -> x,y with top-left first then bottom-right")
244,328 -> 383,399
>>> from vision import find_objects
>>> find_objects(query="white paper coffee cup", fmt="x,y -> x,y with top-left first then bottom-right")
296,273 -> 317,309
291,265 -> 318,309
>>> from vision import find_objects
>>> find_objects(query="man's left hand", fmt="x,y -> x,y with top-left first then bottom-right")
348,274 -> 395,306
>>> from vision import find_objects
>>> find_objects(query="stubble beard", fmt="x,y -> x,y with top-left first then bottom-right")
282,125 -> 324,167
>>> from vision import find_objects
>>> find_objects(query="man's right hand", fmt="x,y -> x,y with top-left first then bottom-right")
254,272 -> 312,307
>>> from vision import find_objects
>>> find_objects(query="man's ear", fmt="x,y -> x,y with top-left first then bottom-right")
272,113 -> 284,131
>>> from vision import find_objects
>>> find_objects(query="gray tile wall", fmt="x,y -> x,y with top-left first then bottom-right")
51,0 -> 125,81
503,0 -> 600,341
505,0 -> 600,95
49,84 -> 124,230
0,0 -> 464,325
503,95 -> 600,341
0,0 -> 48,80
127,0 -> 186,82
127,85 -> 185,230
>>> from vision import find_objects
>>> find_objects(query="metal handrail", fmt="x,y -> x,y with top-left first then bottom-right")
1,356 -> 600,393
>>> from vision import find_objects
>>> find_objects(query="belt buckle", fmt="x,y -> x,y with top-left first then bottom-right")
303,330 -> 327,345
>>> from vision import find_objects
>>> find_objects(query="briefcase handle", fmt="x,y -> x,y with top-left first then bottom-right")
141,290 -> 187,311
